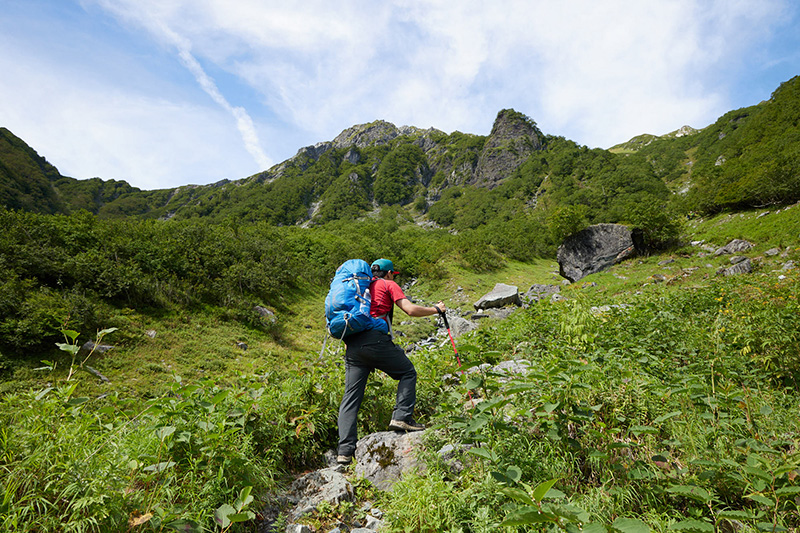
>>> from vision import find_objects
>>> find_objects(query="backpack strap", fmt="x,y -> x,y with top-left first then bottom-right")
377,279 -> 394,339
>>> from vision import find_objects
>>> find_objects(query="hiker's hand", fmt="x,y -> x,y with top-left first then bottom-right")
433,302 -> 446,315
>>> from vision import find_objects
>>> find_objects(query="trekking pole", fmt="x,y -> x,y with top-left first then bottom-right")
438,309 -> 462,367
437,308 -> 476,407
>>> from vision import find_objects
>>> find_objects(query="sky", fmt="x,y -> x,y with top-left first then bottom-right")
1,0 -> 799,191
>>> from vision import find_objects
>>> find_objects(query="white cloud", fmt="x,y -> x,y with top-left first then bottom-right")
2,0 -> 796,189
0,45 -> 257,189
90,0 -> 272,170
82,0 -> 799,152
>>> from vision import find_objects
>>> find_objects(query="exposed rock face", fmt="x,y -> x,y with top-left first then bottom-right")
557,224 -> 636,282
332,120 -> 401,150
470,109 -> 543,188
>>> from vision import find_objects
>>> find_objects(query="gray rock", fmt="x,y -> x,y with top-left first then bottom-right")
354,431 -> 427,491
557,224 -> 635,282
447,314 -> 476,338
76,341 -> 113,360
437,443 -> 470,474
474,283 -> 522,310
343,148 -> 360,165
364,515 -> 385,530
254,305 -> 277,324
287,467 -> 354,521
730,255 -> 748,264
765,248 -> 781,257
492,359 -> 531,380
332,121 -> 401,150
524,284 -> 560,302
719,258 -> 753,277
782,261 -> 795,271
714,239 -> 754,256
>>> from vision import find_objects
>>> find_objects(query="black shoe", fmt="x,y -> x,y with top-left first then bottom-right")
336,455 -> 352,465
388,418 -> 425,432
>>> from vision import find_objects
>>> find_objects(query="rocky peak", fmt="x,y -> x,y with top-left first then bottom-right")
471,109 -> 544,188
332,120 -> 400,150
673,125 -> 698,138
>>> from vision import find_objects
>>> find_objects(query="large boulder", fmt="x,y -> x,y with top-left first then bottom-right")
557,224 -> 635,282
473,283 -> 522,310
354,431 -> 427,491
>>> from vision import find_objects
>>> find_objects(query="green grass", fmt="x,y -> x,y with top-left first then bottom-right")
2,209 -> 799,531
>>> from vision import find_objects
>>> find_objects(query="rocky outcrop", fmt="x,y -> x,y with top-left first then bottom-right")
557,224 -> 636,282
287,465 -> 354,522
332,121 -> 402,150
718,258 -> 753,276
714,239 -> 755,256
470,110 -> 543,188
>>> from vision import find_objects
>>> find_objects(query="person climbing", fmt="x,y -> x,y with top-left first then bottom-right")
336,258 -> 446,465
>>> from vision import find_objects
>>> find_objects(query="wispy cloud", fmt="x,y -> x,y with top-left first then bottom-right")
1,0 -> 797,189
92,0 -> 272,170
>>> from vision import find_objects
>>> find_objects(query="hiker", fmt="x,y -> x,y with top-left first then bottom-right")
336,258 -> 446,465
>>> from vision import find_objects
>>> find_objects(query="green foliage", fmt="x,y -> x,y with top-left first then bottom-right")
0,373 -> 271,531
0,128 -> 65,215
679,76 -> 800,213
374,143 -> 427,205
422,269 -> 800,531
547,204 -> 589,242
626,196 -> 685,252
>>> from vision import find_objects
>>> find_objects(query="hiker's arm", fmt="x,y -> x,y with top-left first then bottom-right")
395,299 -> 446,317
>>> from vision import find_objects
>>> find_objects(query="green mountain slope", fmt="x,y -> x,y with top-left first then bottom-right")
2,76 -> 800,226
0,127 -> 64,214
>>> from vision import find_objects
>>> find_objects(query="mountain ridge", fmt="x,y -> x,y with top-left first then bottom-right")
2,75 -> 799,223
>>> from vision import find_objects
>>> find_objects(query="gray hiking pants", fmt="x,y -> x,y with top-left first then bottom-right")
337,328 -> 417,456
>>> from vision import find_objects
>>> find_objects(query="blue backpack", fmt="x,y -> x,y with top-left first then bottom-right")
325,259 -> 389,339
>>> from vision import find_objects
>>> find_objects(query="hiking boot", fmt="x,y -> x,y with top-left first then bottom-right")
336,455 -> 352,465
388,418 -> 425,432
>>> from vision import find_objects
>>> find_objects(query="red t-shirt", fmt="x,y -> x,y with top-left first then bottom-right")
369,278 -> 406,321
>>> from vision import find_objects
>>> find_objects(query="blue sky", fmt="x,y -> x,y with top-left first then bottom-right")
1,0 -> 799,191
